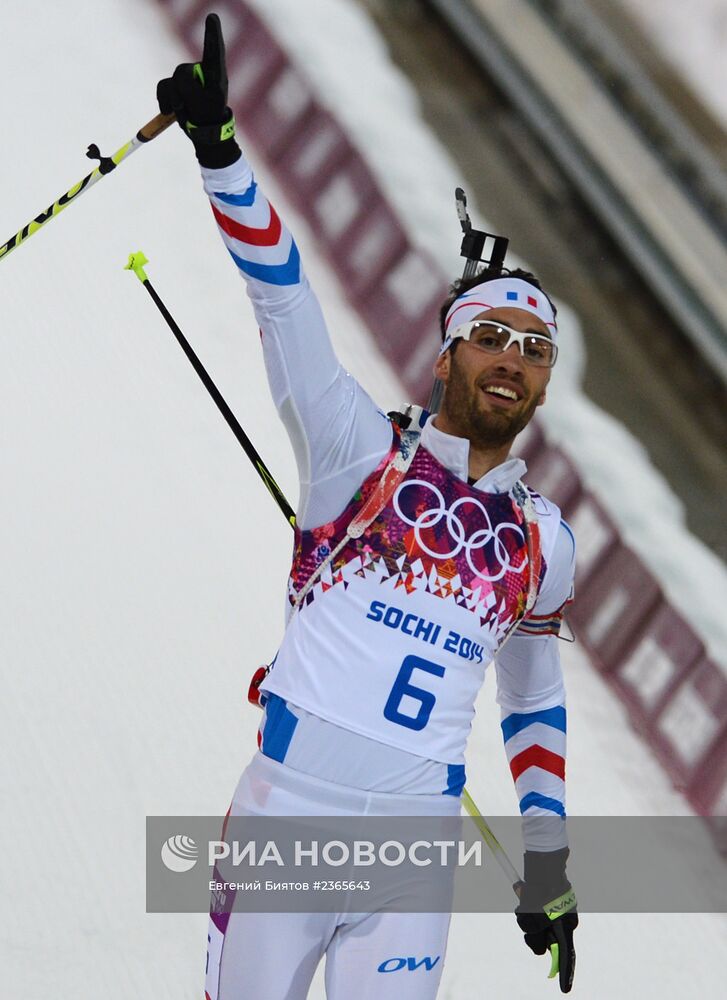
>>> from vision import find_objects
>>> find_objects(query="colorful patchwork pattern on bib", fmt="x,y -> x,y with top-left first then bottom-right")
290,438 -> 544,632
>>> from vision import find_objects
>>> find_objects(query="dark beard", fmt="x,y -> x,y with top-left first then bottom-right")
440,353 -> 540,450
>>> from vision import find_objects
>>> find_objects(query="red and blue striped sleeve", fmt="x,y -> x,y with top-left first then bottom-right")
495,517 -> 574,850
201,159 -> 302,292
500,701 -> 568,849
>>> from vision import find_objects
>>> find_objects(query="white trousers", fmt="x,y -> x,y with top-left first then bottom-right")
204,753 -> 460,1000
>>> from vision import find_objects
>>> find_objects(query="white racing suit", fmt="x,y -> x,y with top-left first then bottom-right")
200,156 -> 575,1000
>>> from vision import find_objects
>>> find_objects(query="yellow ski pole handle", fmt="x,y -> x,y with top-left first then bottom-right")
0,112 -> 176,264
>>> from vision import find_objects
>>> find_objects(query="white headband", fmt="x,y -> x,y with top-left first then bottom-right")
443,277 -> 557,343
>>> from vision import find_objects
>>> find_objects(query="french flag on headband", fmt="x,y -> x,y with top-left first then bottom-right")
507,289 -> 539,308
208,178 -> 301,287
444,276 -> 558,336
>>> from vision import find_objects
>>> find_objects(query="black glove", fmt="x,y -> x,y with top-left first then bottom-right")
515,848 -> 578,993
157,12 -> 241,169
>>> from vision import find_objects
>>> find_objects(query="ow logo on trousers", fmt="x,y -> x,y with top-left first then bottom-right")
377,956 -> 441,973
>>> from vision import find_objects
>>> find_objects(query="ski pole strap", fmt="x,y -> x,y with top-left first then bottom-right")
185,113 -> 236,145
292,420 -> 423,609
544,888 -> 578,920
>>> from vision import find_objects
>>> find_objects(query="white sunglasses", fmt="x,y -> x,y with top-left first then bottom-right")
442,320 -> 558,368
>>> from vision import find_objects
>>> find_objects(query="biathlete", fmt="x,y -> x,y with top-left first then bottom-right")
157,14 -> 578,998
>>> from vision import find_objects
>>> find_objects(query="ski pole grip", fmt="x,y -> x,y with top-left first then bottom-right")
137,112 -> 177,142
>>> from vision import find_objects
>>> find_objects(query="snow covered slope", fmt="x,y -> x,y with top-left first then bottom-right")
1,1 -> 726,999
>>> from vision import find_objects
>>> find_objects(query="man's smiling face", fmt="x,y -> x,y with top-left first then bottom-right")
434,306 -> 552,451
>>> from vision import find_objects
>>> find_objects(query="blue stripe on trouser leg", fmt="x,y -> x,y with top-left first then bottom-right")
260,694 -> 298,763
443,764 -> 465,796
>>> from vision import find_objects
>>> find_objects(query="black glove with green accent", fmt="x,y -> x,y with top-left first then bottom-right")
157,12 -> 241,169
516,848 -> 578,993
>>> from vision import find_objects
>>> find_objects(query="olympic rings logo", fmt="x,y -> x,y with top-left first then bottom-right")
393,480 -> 528,582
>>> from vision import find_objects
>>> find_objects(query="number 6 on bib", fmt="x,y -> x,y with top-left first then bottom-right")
383,655 -> 446,731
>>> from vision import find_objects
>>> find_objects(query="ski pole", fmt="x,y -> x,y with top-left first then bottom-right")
0,112 -> 176,264
461,788 -> 523,895
125,251 -> 296,528
463,789 -> 563,981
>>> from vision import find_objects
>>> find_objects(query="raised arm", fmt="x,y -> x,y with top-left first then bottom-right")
157,14 -> 392,528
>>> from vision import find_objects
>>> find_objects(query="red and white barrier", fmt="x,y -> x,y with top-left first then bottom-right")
570,543 -> 662,670
566,491 -> 619,591
656,658 -> 727,803
614,603 -> 704,731
157,0 -> 727,846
